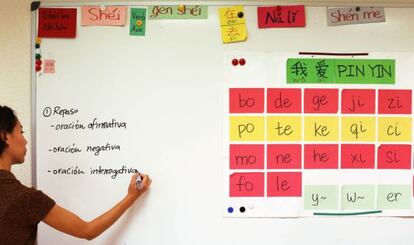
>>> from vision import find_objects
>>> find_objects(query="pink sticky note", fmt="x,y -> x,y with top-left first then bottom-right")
230,144 -> 264,169
38,8 -> 77,38
341,144 -> 375,169
267,144 -> 301,169
43,60 -> 55,74
304,144 -> 338,169
304,89 -> 338,113
229,172 -> 264,197
267,88 -> 301,113
229,88 -> 264,113
81,6 -> 127,26
341,89 -> 375,114
378,89 -> 412,114
378,144 -> 411,169
267,172 -> 302,197
257,5 -> 306,28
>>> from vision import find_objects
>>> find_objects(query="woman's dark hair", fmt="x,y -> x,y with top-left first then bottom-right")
0,106 -> 18,155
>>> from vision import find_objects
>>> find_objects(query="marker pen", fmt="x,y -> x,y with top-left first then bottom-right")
136,173 -> 143,190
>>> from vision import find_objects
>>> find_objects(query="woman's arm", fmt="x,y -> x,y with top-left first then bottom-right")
42,173 -> 151,240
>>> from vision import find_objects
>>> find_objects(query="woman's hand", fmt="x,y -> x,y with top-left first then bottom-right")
127,172 -> 152,200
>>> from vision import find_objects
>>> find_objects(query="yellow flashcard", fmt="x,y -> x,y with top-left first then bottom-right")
341,117 -> 376,142
218,6 -> 247,43
378,117 -> 412,142
304,116 -> 339,141
220,25 -> 247,43
218,6 -> 246,25
230,116 -> 264,141
267,116 -> 302,141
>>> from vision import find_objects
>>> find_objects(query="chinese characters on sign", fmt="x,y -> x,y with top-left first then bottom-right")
287,58 -> 395,84
218,6 -> 247,43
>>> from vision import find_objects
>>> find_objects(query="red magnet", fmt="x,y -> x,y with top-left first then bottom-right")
36,60 -> 42,66
232,59 -> 239,66
239,58 -> 246,66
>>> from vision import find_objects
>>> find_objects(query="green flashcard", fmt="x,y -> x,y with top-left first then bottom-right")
148,5 -> 208,19
335,59 -> 395,84
377,185 -> 411,209
130,8 -> 146,36
304,185 -> 339,210
286,58 -> 395,84
341,185 -> 376,210
287,58 -> 335,84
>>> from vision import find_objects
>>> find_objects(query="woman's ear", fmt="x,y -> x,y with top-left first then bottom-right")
0,131 -> 8,154
0,131 -> 8,144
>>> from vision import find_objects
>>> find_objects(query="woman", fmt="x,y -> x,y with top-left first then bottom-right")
0,105 -> 151,244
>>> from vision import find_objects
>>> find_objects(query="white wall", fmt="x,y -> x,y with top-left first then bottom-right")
0,0 -> 32,186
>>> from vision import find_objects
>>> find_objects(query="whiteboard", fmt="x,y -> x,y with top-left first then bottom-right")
34,4 -> 414,245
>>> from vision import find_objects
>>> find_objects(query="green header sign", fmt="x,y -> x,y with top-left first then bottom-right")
130,8 -> 146,36
148,5 -> 208,19
287,58 -> 395,84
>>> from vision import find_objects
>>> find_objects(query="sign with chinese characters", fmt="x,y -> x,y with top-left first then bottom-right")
286,58 -> 395,84
218,6 -> 247,43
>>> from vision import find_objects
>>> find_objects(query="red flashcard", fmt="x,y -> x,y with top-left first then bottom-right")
229,172 -> 264,197
377,144 -> 411,169
267,172 -> 302,197
341,144 -> 375,169
304,89 -> 338,113
230,144 -> 264,169
378,89 -> 412,114
257,5 -> 306,28
229,88 -> 264,113
267,88 -> 301,113
267,144 -> 301,169
304,144 -> 338,169
38,8 -> 77,38
341,89 -> 375,114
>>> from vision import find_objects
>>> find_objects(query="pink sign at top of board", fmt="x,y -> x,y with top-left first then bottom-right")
81,6 -> 127,26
